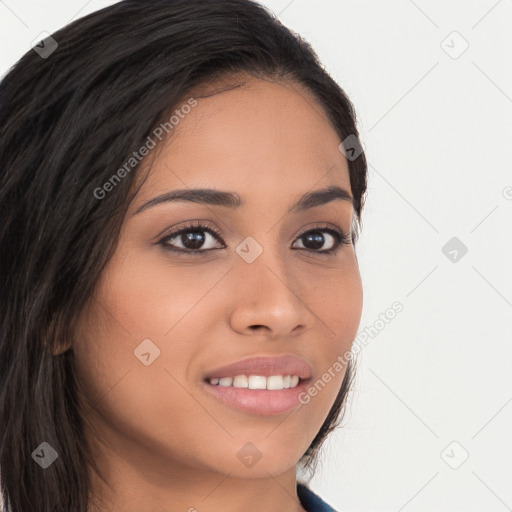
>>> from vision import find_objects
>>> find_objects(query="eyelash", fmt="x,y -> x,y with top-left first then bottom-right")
157,220 -> 352,256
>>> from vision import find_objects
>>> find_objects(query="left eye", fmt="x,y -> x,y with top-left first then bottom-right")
292,228 -> 345,253
158,222 -> 351,255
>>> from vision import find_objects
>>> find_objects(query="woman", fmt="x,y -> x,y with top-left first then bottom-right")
0,0 -> 368,510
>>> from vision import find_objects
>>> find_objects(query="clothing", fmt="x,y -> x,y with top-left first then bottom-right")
297,483 -> 338,512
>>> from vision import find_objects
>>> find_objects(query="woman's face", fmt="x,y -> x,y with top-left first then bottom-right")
74,77 -> 363,483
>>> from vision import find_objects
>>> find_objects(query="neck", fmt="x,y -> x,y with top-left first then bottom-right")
85,425 -> 308,512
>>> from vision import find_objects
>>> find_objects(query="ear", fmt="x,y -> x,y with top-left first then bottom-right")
52,339 -> 73,355
42,313 -> 74,355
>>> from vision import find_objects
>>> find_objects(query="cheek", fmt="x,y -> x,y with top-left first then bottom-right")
304,259 -> 363,350
99,247 -> 235,340
298,262 -> 362,413
72,273 -> 209,461
72,251 -> 228,438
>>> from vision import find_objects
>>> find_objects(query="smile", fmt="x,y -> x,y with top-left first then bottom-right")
207,374 -> 301,390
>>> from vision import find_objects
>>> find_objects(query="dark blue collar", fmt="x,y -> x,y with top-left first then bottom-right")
297,483 -> 338,512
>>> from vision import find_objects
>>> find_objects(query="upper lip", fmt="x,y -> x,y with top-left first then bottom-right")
203,354 -> 313,380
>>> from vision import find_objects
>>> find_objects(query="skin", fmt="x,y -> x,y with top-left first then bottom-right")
72,75 -> 363,512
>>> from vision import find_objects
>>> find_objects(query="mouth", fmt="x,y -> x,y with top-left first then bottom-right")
201,354 -> 313,415
202,374 -> 312,416
206,374 -> 303,390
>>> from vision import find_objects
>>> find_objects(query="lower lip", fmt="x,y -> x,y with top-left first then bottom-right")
202,379 -> 311,415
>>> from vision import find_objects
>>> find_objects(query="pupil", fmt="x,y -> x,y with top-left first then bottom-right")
183,231 -> 204,249
305,232 -> 324,250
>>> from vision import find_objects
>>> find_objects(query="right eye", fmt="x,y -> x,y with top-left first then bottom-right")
158,221 -> 226,255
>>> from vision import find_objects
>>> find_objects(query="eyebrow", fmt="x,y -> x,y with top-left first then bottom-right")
132,185 -> 353,216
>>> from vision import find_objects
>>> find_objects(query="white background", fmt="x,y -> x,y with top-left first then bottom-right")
1,1 -> 511,511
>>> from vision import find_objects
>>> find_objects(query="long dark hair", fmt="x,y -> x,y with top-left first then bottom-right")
0,0 -> 367,510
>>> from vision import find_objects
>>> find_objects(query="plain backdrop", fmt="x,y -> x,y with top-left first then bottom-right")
1,1 -> 511,511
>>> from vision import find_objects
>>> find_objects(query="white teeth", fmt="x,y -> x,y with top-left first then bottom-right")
266,375 -> 286,390
248,375 -> 267,389
209,375 -> 301,390
218,377 -> 233,387
233,375 -> 248,388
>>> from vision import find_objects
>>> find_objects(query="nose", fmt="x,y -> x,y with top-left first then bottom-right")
228,253 -> 315,340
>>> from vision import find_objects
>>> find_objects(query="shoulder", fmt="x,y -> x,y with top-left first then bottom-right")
297,482 -> 339,512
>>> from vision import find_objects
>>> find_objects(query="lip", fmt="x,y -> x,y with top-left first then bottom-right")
202,377 -> 311,415
201,354 -> 313,416
203,354 -> 313,380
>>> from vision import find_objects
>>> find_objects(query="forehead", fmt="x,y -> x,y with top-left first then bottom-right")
132,77 -> 351,212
